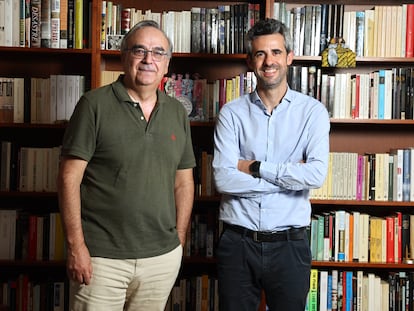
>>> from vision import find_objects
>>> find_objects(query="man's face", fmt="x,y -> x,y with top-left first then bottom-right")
247,33 -> 293,90
122,26 -> 170,88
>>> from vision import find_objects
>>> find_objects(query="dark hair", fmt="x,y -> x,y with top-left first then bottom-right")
120,20 -> 173,57
245,18 -> 292,55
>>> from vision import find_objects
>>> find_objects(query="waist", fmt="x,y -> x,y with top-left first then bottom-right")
224,223 -> 307,242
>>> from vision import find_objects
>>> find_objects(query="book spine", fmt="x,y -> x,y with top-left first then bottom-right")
74,0 -> 82,48
406,4 -> 414,57
100,0 -> 105,49
40,0 -> 51,47
50,0 -> 60,48
30,0 -> 41,47
67,0 -> 74,48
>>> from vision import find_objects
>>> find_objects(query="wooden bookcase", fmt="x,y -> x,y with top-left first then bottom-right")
1,0 -> 414,310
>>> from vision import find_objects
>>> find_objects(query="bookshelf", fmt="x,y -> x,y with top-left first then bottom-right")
1,0 -> 414,309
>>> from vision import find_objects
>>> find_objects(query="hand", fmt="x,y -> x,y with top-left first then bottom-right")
66,242 -> 93,285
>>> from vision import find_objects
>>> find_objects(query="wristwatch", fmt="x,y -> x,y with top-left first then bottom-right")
249,161 -> 261,178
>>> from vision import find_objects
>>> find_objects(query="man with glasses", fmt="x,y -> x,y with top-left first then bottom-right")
57,20 -> 195,310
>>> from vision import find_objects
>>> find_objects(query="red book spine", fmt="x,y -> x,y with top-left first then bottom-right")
406,4 -> 414,57
386,216 -> 395,263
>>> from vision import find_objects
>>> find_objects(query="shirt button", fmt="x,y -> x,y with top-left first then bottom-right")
140,116 -> 144,120
133,103 -> 138,108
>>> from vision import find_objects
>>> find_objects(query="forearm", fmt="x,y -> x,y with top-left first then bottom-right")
174,168 -> 195,246
57,157 -> 87,251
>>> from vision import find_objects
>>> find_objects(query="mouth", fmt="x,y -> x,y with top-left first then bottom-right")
262,67 -> 278,77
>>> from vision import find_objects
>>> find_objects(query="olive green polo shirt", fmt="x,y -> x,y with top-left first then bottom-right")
61,75 -> 196,259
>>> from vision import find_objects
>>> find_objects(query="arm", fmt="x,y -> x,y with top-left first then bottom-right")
57,156 -> 92,285
258,106 -> 330,191
213,109 -> 280,197
174,168 -> 194,246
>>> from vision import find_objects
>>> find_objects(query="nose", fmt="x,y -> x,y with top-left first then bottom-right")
142,51 -> 153,63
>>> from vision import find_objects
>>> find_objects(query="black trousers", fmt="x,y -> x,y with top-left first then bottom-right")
216,226 -> 311,311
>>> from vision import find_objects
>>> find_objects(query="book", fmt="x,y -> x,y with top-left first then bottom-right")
30,0 -> 41,47
40,0 -> 52,47
402,213 -> 411,262
308,269 -> 318,311
386,216 -> 395,263
50,0 -> 60,48
0,210 -> 17,259
406,4 -> 414,57
74,0 -> 83,48
358,213 -> 369,263
402,148 -> 411,201
319,270 -> 328,311
369,217 -> 383,263
59,0 -> 67,47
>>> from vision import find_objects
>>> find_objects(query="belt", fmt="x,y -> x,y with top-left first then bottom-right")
224,224 -> 306,242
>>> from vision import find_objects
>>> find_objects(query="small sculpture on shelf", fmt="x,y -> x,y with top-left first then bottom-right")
321,38 -> 356,68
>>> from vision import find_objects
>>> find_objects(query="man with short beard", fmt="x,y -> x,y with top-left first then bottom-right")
213,18 -> 330,311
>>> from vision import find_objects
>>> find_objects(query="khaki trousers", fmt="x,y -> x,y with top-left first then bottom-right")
69,245 -> 182,311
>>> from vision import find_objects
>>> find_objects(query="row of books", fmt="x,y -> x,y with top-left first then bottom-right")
0,75 -> 86,124
100,2 -> 260,54
0,211 -> 65,261
184,213 -> 218,259
165,275 -> 218,311
310,210 -> 413,265
0,143 -> 61,192
289,66 -> 414,120
310,149 -> 414,202
307,269 -> 413,311
0,276 -> 66,311
0,0 -> 90,48
274,3 -> 414,58
101,70 -> 257,122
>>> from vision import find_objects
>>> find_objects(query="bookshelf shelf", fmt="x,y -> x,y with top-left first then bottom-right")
0,47 -> 93,54
312,261 -> 414,270
0,260 -> 65,267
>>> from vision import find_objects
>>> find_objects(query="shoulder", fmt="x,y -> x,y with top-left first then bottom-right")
219,94 -> 251,115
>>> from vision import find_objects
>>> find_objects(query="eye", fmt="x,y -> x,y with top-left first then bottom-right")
132,47 -> 145,56
153,49 -> 166,57
255,51 -> 265,58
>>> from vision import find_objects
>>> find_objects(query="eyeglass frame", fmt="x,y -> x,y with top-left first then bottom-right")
124,45 -> 170,61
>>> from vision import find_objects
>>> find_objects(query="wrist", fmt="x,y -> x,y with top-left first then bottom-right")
249,161 -> 261,178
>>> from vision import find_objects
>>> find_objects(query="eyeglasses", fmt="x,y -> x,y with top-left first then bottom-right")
125,46 -> 169,61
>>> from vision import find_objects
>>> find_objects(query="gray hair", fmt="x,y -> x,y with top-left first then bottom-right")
120,20 -> 173,57
245,18 -> 293,56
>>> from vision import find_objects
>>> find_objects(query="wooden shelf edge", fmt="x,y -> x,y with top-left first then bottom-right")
0,46 -> 93,54
311,199 -> 414,207
0,260 -> 66,267
312,260 -> 414,269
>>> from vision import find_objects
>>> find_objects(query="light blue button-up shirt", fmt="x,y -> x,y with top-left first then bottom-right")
213,88 -> 330,231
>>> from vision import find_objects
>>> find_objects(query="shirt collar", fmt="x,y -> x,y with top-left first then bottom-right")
112,74 -> 165,108
249,87 -> 294,110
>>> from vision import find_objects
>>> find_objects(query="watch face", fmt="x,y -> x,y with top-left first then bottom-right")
250,161 -> 260,178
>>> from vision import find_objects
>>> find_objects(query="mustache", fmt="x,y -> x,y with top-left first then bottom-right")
138,64 -> 156,71
262,65 -> 279,70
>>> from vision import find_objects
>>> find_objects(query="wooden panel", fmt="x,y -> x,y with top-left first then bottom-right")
330,121 -> 414,154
